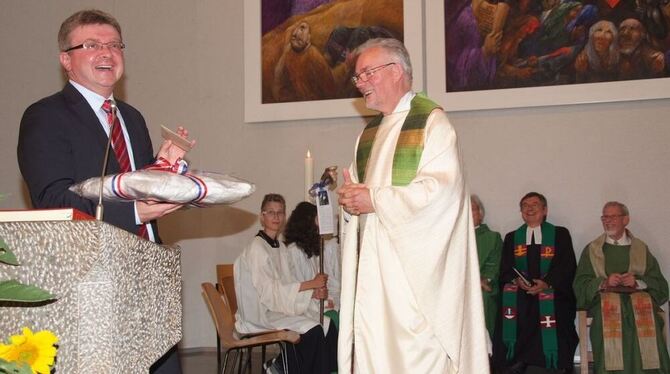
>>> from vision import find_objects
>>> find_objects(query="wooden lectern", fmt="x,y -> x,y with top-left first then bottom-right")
0,220 -> 182,373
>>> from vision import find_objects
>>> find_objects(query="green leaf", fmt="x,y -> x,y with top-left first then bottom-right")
0,238 -> 19,266
0,280 -> 54,302
0,358 -> 32,374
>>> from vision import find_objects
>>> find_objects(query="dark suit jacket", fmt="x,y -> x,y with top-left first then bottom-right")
17,82 -> 159,239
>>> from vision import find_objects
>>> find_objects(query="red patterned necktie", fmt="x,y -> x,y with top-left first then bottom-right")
102,100 -> 130,172
101,100 -> 149,239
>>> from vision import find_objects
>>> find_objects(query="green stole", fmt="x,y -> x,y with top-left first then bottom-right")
356,93 -> 440,186
502,222 -> 559,368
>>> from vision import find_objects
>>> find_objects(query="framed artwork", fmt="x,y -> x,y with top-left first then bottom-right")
244,0 -> 424,122
426,0 -> 670,111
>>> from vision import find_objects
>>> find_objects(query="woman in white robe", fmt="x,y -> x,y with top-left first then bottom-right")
234,194 -> 338,374
284,201 -> 341,310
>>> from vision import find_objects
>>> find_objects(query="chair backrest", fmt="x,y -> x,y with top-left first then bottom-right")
216,264 -> 234,282
577,310 -> 592,374
202,282 -> 238,348
221,276 -> 238,315
217,264 -> 238,314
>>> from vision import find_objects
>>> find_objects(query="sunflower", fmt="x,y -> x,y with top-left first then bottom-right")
0,327 -> 58,374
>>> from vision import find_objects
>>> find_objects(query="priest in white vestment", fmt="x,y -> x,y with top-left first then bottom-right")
337,38 -> 489,374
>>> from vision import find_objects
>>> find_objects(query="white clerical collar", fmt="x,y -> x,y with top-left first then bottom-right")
605,232 -> 631,245
391,91 -> 415,113
526,225 -> 542,245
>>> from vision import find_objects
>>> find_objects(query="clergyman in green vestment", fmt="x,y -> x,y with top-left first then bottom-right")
471,194 -> 503,339
574,201 -> 670,373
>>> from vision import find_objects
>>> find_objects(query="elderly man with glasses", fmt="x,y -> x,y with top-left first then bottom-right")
337,38 -> 488,373
574,201 -> 670,373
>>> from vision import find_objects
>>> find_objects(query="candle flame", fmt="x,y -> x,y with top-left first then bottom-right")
307,149 -> 311,158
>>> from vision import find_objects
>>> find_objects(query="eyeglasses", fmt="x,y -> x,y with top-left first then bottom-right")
64,40 -> 126,53
601,214 -> 624,221
262,210 -> 285,218
351,62 -> 395,85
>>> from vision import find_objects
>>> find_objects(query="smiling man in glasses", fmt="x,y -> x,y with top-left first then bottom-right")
337,38 -> 488,373
574,201 -> 670,373
17,9 -> 191,374
493,192 -> 578,374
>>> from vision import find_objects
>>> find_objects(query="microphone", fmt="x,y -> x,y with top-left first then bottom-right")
96,100 -> 117,220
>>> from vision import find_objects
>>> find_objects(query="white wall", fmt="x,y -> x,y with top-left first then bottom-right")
2,1 -> 669,349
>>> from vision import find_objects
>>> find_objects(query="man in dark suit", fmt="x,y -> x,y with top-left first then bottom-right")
17,9 -> 191,374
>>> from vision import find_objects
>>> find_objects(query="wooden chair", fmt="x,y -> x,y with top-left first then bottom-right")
578,305 -> 668,374
215,264 -> 238,371
202,282 -> 300,373
216,264 -> 237,314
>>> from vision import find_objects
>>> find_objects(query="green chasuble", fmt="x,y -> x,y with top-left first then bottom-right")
574,242 -> 670,373
475,223 -> 503,338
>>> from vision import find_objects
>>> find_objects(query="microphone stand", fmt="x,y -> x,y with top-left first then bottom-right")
96,100 -> 117,220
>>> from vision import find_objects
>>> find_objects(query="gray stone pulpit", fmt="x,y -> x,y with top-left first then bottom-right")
0,220 -> 182,373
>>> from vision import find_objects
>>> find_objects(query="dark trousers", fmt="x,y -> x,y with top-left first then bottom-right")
282,323 -> 338,374
150,345 -> 182,374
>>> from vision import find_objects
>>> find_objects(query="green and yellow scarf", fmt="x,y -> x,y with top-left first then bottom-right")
356,93 -> 440,186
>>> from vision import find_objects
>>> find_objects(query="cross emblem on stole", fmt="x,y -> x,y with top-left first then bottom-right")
540,315 -> 556,328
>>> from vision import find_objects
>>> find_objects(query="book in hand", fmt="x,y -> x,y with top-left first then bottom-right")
513,267 -> 536,287
0,208 -> 95,222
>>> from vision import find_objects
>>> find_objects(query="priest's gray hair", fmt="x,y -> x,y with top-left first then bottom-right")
603,201 -> 629,216
471,194 -> 485,219
355,38 -> 413,85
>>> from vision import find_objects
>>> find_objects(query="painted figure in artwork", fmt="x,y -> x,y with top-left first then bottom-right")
272,21 -> 337,102
444,0 -> 670,91
261,0 -> 403,103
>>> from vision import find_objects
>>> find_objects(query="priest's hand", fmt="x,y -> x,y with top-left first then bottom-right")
606,273 -> 623,287
526,279 -> 549,295
620,272 -> 637,288
338,169 -> 374,215
481,278 -> 493,292
515,277 -> 532,291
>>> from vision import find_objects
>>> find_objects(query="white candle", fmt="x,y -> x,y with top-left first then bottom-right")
305,150 -> 313,201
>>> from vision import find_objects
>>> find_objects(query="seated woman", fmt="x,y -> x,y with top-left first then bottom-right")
284,201 -> 341,313
234,194 -> 338,374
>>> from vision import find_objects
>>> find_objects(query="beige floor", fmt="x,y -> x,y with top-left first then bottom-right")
181,351 -> 590,373
181,349 -> 274,374
181,350 -> 217,373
